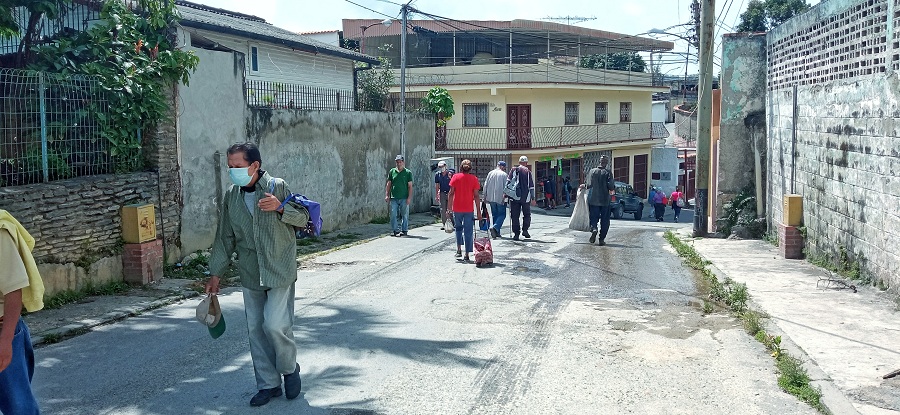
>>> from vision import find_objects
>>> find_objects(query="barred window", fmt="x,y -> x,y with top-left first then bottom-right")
463,103 -> 489,127
565,102 -> 579,125
620,102 -> 632,122
594,102 -> 608,123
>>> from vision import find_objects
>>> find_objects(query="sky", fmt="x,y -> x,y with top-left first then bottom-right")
186,0 -> 822,74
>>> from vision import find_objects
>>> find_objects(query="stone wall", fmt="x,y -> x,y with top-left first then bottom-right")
0,86 -> 182,296
766,0 -> 899,289
719,33 -> 768,220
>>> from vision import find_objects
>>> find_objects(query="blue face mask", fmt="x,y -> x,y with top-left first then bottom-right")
229,167 -> 253,187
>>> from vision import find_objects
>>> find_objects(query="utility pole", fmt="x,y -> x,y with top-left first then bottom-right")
693,0 -> 714,237
399,4 -> 409,157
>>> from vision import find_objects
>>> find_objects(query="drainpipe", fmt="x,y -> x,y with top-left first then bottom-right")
745,112 -> 766,218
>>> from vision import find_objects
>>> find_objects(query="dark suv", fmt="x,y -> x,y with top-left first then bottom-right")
610,181 -> 644,220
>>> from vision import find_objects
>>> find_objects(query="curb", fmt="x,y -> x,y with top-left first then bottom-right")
702,253 -> 859,415
32,289 -> 201,347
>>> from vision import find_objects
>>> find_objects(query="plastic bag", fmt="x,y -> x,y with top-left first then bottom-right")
568,187 -> 591,232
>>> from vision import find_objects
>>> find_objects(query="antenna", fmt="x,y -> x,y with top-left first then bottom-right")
542,15 -> 597,26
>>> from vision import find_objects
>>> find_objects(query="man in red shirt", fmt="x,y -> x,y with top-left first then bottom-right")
448,159 -> 483,262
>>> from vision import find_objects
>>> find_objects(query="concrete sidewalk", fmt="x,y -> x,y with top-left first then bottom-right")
681,230 -> 900,415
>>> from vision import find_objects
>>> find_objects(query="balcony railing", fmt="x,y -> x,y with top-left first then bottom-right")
436,122 -> 668,151
390,64 -> 654,87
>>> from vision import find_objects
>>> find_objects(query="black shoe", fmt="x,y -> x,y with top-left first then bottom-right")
401,231 -> 408,236
284,363 -> 302,400
250,387 -> 283,407
455,249 -> 462,257
392,231 -> 400,236
589,229 -> 597,244
522,230 -> 531,238
513,233 -> 520,241
598,240 -> 606,246
489,228 -> 498,238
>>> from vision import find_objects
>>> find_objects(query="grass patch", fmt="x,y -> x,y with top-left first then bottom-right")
369,215 -> 389,224
41,332 -> 63,344
165,251 -> 211,280
297,238 -> 319,247
807,245 -> 865,283
334,233 -> 360,240
665,230 -> 825,413
776,355 -> 826,412
43,280 -> 131,310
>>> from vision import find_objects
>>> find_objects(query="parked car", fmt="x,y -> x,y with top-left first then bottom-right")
610,181 -> 644,220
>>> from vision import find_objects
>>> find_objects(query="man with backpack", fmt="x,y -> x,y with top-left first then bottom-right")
482,161 -> 508,238
205,142 -> 308,407
507,156 -> 535,241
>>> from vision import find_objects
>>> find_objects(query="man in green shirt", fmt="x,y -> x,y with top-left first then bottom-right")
205,142 -> 309,407
385,154 -> 413,236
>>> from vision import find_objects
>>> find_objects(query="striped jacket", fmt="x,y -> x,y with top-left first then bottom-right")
209,172 -> 309,290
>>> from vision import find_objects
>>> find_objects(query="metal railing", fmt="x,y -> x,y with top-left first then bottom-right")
0,1 -> 103,57
0,68 -> 123,188
437,122 -> 668,151
246,80 -> 354,111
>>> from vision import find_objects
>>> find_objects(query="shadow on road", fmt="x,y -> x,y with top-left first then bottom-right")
294,304 -> 489,370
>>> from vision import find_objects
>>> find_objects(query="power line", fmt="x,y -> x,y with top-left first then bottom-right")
343,0 -> 395,19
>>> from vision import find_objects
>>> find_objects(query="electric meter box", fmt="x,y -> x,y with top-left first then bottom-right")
783,195 -> 803,226
121,204 -> 157,243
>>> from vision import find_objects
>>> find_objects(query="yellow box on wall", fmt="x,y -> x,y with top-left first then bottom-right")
121,204 -> 157,243
783,194 -> 803,226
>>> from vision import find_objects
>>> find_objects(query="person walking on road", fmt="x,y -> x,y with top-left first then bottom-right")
434,160 -> 452,229
385,154 -> 413,236
563,176 -> 573,207
482,161 -> 508,239
581,155 -> 616,246
653,188 -> 667,222
448,159 -> 483,262
543,177 -> 557,210
206,142 -> 307,407
508,156 -> 535,241
0,210 -> 45,415
670,186 -> 685,223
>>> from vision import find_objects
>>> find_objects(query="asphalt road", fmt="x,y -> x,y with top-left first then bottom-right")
33,211 -> 818,415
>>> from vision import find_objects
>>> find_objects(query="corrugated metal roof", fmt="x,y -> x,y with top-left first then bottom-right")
343,18 -> 673,51
176,1 -> 378,64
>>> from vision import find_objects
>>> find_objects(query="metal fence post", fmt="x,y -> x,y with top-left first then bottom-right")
39,72 -> 48,182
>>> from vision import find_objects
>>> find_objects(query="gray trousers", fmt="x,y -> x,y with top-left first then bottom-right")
242,284 -> 298,390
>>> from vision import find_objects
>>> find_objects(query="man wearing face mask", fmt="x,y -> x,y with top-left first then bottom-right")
205,142 -> 309,407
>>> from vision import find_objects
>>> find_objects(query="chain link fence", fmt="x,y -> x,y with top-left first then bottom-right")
0,68 -> 132,187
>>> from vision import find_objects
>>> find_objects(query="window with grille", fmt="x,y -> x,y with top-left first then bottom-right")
594,102 -> 608,123
620,102 -> 632,122
250,46 -> 259,72
565,102 -> 579,125
463,104 -> 489,127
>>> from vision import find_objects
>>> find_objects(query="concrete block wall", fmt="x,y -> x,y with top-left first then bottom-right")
719,33 -> 768,220
674,107 -> 697,143
766,0 -> 900,289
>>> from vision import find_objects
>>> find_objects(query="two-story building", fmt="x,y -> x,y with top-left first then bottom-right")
343,18 -> 672,201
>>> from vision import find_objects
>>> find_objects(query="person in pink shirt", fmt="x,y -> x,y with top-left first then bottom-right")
669,186 -> 686,222
448,159 -> 483,262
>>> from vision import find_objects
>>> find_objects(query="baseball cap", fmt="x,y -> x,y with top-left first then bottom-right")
437,160 -> 447,167
498,161 -> 507,167
519,155 -> 528,163
196,295 -> 226,339
395,155 -> 404,161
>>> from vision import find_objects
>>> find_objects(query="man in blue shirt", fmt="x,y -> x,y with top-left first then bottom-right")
434,160 -> 452,228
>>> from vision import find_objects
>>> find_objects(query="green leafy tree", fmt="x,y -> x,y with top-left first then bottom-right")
579,52 -> 646,73
0,0 -> 71,66
421,86 -> 454,127
736,0 -> 810,32
28,0 -> 198,171
357,44 -> 394,111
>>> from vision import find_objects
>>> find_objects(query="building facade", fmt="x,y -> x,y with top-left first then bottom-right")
343,18 -> 671,201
